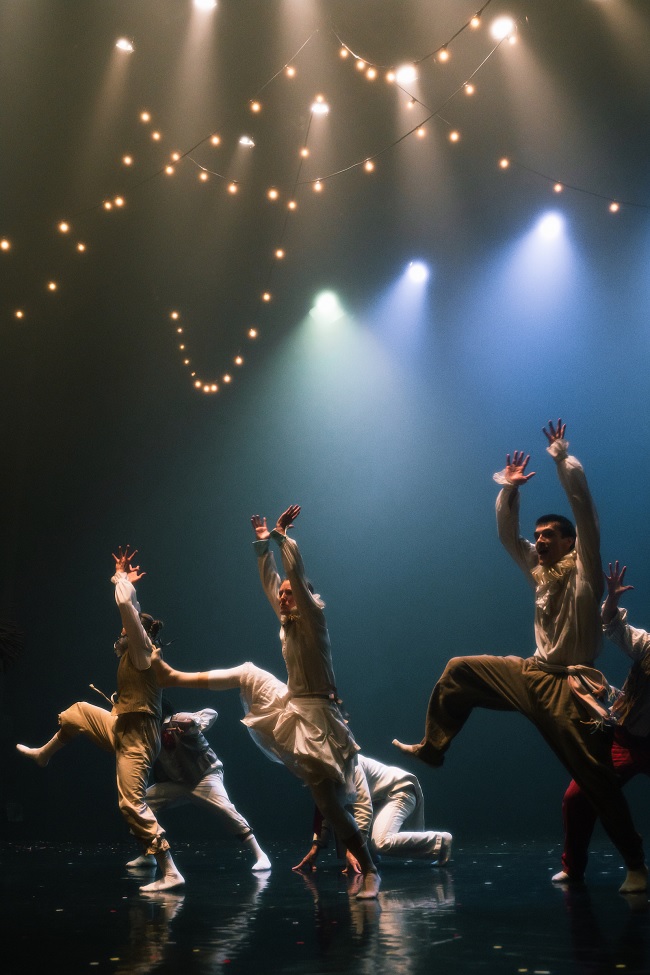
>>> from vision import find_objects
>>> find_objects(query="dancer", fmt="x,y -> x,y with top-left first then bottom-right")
293,753 -> 452,873
553,562 -> 650,884
17,547 -> 184,893
151,504 -> 380,899
393,420 -> 646,893
126,704 -> 271,872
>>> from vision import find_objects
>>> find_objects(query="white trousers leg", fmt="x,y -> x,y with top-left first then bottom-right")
371,789 -> 446,859
146,771 -> 253,838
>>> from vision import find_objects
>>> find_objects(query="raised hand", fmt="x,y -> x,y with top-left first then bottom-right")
275,504 -> 301,535
251,515 -> 270,541
543,418 -> 567,445
602,561 -> 634,624
112,545 -> 145,582
504,451 -> 536,487
605,561 -> 634,601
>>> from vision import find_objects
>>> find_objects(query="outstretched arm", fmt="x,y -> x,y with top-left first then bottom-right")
270,505 -> 324,618
495,452 -> 538,581
111,545 -> 151,670
545,419 -> 603,598
252,514 -> 282,619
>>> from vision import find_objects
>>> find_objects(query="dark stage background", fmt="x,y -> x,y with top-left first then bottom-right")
2,0 -> 650,853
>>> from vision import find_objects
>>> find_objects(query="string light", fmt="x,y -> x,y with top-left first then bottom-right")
275,248 -> 285,258
165,165 -> 175,175
15,309 -> 24,319
114,196 -> 125,207
1,239 -> 11,251
103,201 -> 113,210
286,66 -> 296,77
416,127 -> 426,138
366,67 -> 377,80
171,312 -> 179,320
470,15 -> 481,28
235,356 -> 243,365
140,111 -> 151,122
553,183 -> 563,193
47,281 -> 57,291
58,222 -> 70,233
609,202 -> 620,213
364,160 -> 375,172
262,292 -> 271,302
223,374 -> 232,383
171,152 -> 181,161
339,47 -> 349,59
465,83 -> 475,95
228,182 -> 238,194
210,135 -> 221,146
250,101 -> 261,112
438,47 -> 450,63
449,130 -> 460,142
300,147 -> 310,158
313,180 -> 323,192
122,155 -> 133,165
199,171 -> 209,181
152,131 -> 161,141
287,200 -> 297,210
248,328 -> 258,338
499,158 -> 510,169
356,60 -> 366,71
76,242 -> 86,252
267,188 -> 279,200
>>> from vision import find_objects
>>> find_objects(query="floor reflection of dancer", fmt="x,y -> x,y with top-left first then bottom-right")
294,754 -> 452,873
393,420 -> 646,893
152,504 -> 380,899
126,705 -> 271,873
17,547 -> 184,893
553,562 -> 650,884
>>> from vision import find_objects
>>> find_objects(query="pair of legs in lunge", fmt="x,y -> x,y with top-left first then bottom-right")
17,702 -> 184,891
153,657 -> 380,898
394,654 -> 646,893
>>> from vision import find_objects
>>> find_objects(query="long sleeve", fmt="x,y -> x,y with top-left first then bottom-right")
550,439 -> 603,601
351,763 -> 373,839
270,530 -> 325,621
253,539 -> 282,620
495,483 -> 538,587
604,608 -> 650,663
112,571 -> 151,671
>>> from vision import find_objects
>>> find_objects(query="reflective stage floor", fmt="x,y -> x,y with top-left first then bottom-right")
4,840 -> 649,975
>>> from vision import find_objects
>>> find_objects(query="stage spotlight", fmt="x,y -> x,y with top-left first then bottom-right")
309,291 -> 344,324
239,135 -> 255,147
194,0 -> 217,9
311,96 -> 330,115
116,38 -> 134,53
491,16 -> 515,40
407,261 -> 430,283
395,64 -> 417,85
537,212 -> 564,240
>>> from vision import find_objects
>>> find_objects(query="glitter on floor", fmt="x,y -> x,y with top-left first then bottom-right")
3,840 -> 649,974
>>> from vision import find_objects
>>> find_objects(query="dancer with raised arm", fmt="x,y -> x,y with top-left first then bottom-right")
553,561 -> 650,884
151,505 -> 380,899
393,420 -> 646,893
17,546 -> 184,893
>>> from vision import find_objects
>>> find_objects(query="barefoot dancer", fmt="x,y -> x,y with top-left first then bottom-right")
152,505 -> 380,899
393,420 -> 646,894
17,547 -> 184,893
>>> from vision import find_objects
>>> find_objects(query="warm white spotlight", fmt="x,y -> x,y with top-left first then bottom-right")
194,0 -> 217,9
116,38 -> 134,53
311,97 -> 330,115
395,64 -> 417,85
239,135 -> 255,147
537,212 -> 564,240
407,261 -> 429,283
310,291 -> 344,323
491,16 -> 515,41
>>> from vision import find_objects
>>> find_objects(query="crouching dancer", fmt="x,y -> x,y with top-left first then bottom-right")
126,704 -> 271,873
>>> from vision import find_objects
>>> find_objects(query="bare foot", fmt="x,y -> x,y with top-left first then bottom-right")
126,855 -> 156,869
356,871 -> 381,900
16,744 -> 49,767
392,739 -> 444,768
140,869 -> 185,893
619,866 -> 648,894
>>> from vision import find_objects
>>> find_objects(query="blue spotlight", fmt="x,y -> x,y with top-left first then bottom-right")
537,212 -> 564,241
407,261 -> 430,283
